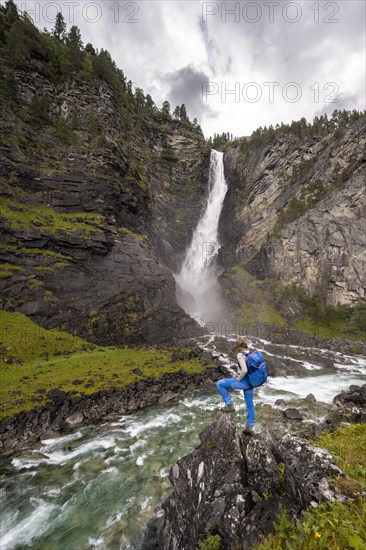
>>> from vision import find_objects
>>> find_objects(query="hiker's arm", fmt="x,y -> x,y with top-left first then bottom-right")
236,353 -> 248,381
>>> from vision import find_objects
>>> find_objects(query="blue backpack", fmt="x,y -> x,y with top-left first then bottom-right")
245,350 -> 268,388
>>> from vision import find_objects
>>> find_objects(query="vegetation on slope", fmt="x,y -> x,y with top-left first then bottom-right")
0,0 -> 203,133
221,265 -> 366,343
0,311 -> 213,421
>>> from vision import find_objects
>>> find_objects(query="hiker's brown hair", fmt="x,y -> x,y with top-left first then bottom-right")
236,336 -> 248,350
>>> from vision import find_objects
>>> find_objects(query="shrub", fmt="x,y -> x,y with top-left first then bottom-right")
197,534 -> 222,550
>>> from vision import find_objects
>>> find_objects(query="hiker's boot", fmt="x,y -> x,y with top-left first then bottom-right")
220,404 -> 235,413
242,426 -> 254,435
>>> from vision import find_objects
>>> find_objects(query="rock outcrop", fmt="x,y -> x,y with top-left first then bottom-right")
157,414 -> 353,550
219,118 -> 366,307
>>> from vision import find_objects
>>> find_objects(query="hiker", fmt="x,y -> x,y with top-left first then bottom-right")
216,336 -> 255,435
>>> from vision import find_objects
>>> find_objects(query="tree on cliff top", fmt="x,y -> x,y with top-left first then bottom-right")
65,25 -> 84,73
53,12 -> 66,41
161,100 -> 171,116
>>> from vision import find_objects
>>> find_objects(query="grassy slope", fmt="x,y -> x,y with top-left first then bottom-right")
0,311 -> 211,421
221,265 -> 366,344
254,424 -> 366,550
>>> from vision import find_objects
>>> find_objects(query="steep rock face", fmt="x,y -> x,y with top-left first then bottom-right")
0,60 -> 209,343
266,174 -> 365,305
219,118 -> 366,306
159,414 -> 351,550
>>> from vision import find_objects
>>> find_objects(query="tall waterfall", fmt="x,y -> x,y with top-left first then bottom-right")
174,149 -> 228,324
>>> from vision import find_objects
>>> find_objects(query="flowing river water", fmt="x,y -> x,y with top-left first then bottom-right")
1,338 -> 365,550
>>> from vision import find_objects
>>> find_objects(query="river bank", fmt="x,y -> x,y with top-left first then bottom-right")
0,365 -> 223,452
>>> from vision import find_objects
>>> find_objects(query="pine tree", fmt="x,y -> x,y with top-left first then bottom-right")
146,94 -> 154,109
161,100 -> 170,115
134,87 -> 145,107
65,25 -> 84,73
3,0 -> 19,30
85,43 -> 96,55
53,12 -> 66,41
179,103 -> 189,122
173,105 -> 180,119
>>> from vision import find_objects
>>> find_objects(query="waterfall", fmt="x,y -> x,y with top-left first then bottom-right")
174,149 -> 228,324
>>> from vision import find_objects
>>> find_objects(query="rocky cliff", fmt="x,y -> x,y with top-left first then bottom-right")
0,55 -> 210,344
218,117 -> 366,340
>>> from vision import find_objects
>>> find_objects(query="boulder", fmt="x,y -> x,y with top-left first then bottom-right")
278,434 -> 345,508
284,408 -> 303,420
305,393 -> 316,403
47,389 -> 67,404
161,413 -> 250,550
65,412 -> 84,426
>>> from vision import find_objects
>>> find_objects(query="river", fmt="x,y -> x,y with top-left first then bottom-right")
1,337 -> 365,549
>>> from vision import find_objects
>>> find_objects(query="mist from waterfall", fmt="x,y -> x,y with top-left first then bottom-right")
174,149 -> 228,325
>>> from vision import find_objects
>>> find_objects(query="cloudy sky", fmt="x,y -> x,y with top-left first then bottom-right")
15,0 -> 366,138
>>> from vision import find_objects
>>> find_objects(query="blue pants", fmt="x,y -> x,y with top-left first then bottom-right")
216,377 -> 255,427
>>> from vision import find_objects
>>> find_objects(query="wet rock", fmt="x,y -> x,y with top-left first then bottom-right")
275,399 -> 286,407
260,404 -> 273,412
19,451 -> 49,460
41,430 -> 60,440
140,517 -> 162,550
305,393 -> 316,403
158,391 -> 178,405
0,367 -> 222,449
266,355 -> 307,377
65,412 -> 84,426
333,384 -> 366,407
284,408 -> 303,420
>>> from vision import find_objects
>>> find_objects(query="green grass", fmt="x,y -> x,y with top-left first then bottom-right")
196,534 -> 222,549
0,243 -> 71,260
0,311 -> 211,420
316,425 -> 366,488
0,198 -> 105,234
255,500 -> 365,550
254,424 -> 366,550
0,311 -> 96,364
0,263 -> 21,278
118,227 -> 148,243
